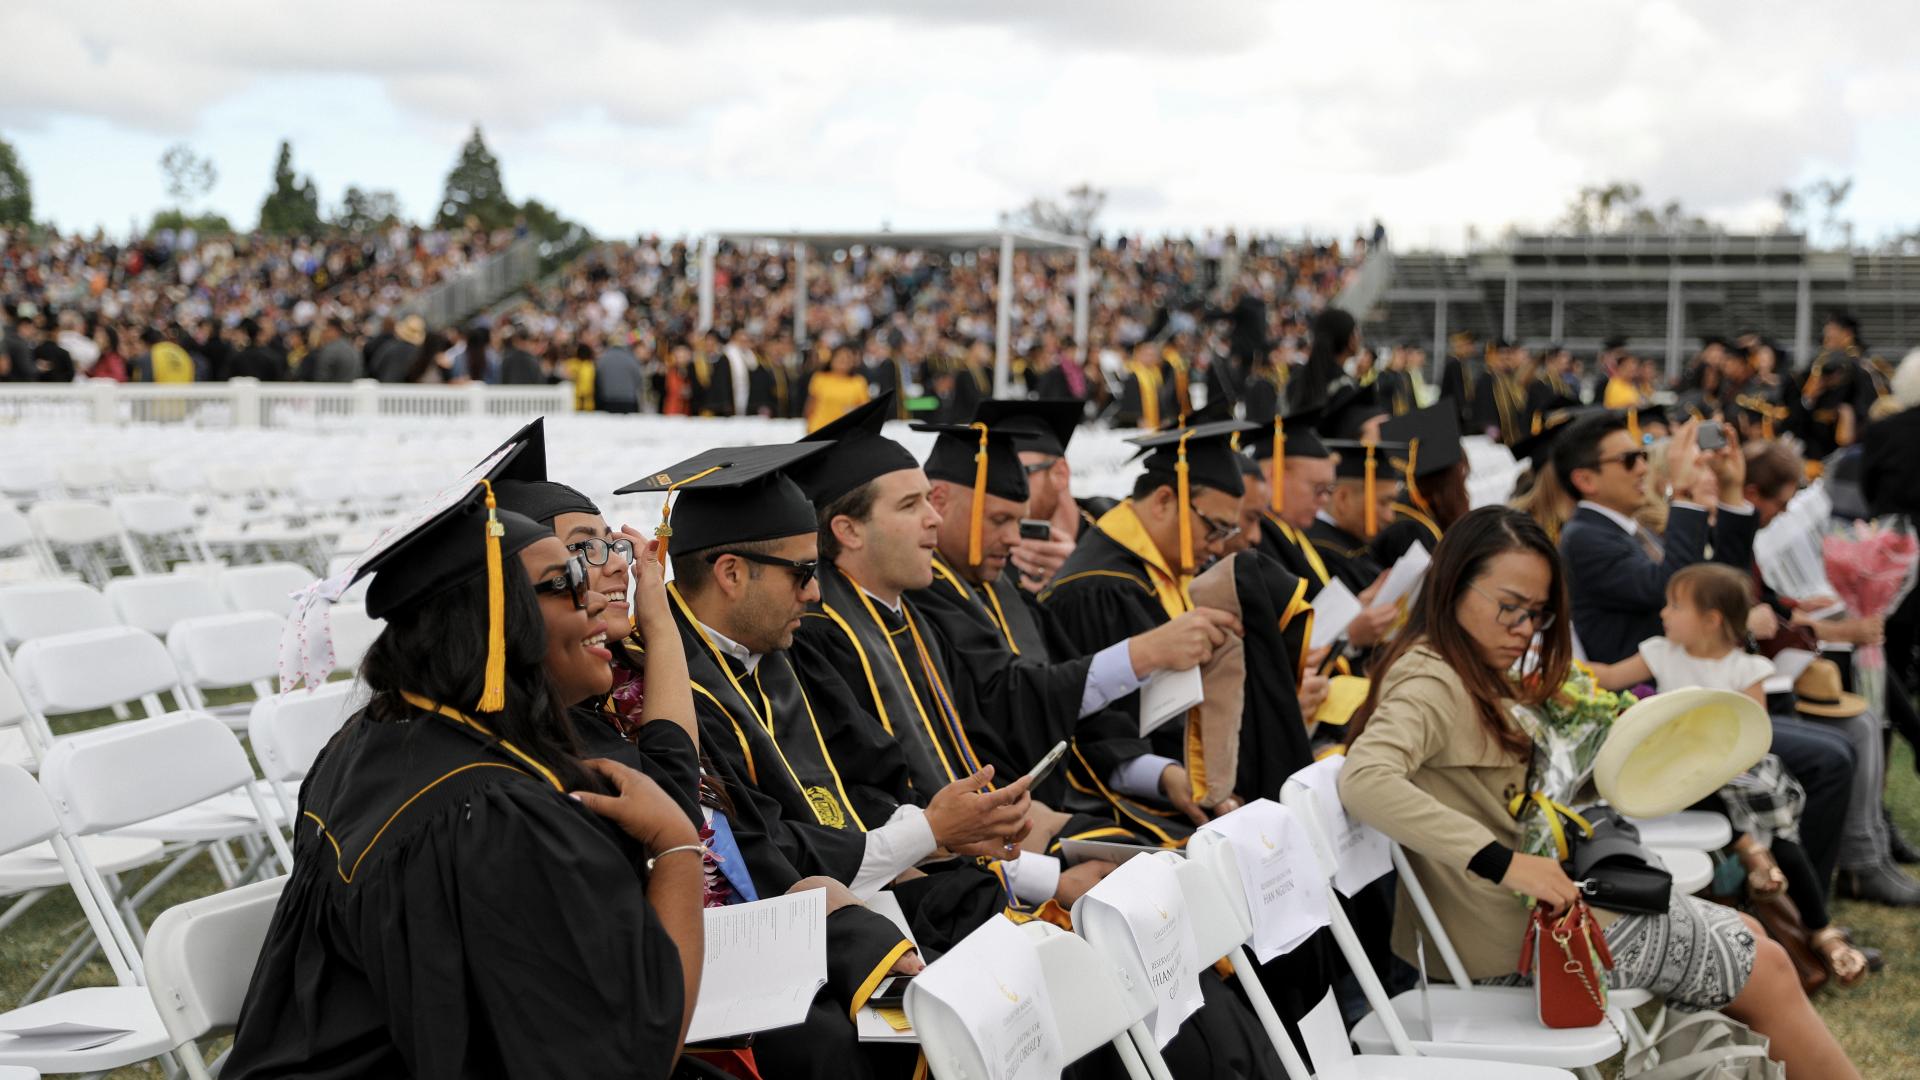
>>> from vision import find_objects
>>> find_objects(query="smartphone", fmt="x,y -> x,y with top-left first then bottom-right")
869,975 -> 913,1010
1696,423 -> 1727,451
1023,739 -> 1070,786
1019,519 -> 1053,542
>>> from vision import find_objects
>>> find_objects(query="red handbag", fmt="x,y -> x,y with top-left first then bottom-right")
1518,899 -> 1614,1029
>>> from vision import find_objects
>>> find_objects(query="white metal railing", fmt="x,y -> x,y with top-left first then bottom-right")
395,234 -> 546,326
0,378 -> 575,428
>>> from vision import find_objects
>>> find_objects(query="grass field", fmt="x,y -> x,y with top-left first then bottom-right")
6,702 -> 1920,1077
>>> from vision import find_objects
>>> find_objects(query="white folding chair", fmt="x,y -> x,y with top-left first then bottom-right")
1280,761 -> 1621,1078
907,920 -> 1155,1080
0,763 -> 176,1077
327,601 -> 384,672
55,459 -> 117,500
220,562 -> 317,617
167,612 -> 286,726
142,875 -> 287,1080
10,626 -> 186,736
0,665 -> 34,772
0,504 -> 55,582
1623,811 -> 1733,852
25,499 -> 138,586
111,493 -> 218,573
248,681 -> 365,821
105,573 -> 229,637
0,581 -> 119,650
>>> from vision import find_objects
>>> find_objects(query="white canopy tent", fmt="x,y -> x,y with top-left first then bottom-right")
696,228 -> 1091,398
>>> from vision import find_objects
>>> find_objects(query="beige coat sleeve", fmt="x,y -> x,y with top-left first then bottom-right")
1337,670 -> 1500,869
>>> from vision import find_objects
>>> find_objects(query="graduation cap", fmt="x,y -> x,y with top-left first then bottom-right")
1510,406 -> 1607,470
1127,419 -> 1258,572
1379,403 -> 1464,521
973,399 -> 1083,458
492,480 -> 599,525
281,419 -> 548,711
1733,393 -> 1788,440
789,391 -> 921,508
915,420 -> 1029,567
1315,382 -> 1386,441
615,442 -> 829,557
1324,439 -> 1409,538
1241,406 -> 1329,515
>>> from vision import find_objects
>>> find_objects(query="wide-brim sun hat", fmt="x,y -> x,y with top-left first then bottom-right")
1593,688 -> 1772,819
1792,657 -> 1869,719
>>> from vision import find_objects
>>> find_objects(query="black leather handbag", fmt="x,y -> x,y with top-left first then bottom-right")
1565,806 -> 1673,916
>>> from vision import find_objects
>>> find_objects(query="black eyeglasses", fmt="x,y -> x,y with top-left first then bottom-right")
1188,502 -> 1242,544
1469,583 -> 1555,632
1594,450 -> 1649,471
532,554 -> 591,609
1022,457 -> 1060,475
568,536 -> 636,567
704,549 -> 819,589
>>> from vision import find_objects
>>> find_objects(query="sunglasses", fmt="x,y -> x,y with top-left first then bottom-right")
704,549 -> 819,589
531,554 -> 592,609
1594,450 -> 1649,471
1188,502 -> 1242,545
567,536 -> 637,567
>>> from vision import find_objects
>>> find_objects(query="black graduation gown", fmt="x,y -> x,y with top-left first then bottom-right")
1439,355 -> 1476,429
1367,501 -> 1442,570
226,707 -> 683,1080
1376,368 -> 1417,418
1242,371 -> 1283,425
865,358 -> 913,419
1524,370 -> 1581,420
1254,512 -> 1333,602
745,357 -> 791,417
1307,517 -> 1383,595
1788,349 -> 1881,461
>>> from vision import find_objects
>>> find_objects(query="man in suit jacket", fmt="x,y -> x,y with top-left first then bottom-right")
1555,412 -> 1758,663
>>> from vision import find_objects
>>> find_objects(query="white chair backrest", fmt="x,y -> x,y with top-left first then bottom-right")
168,611 -> 285,688
0,503 -> 35,549
249,682 -> 363,784
28,498 -> 123,545
38,711 -> 257,834
222,563 -> 317,617
12,626 -> 181,715
0,580 -> 118,646
143,874 -> 287,1047
111,493 -> 201,537
1172,851 -> 1253,963
1069,851 -> 1190,1025
0,663 -> 27,729
327,602 -> 384,672
0,760 -> 60,855
58,458 -> 117,494
106,574 -> 229,636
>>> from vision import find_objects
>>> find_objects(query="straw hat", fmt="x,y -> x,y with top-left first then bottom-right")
1793,658 -> 1868,719
395,314 -> 428,347
1593,688 -> 1772,819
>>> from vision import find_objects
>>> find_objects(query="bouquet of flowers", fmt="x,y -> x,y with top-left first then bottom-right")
1823,516 -> 1920,723
1508,662 -> 1638,863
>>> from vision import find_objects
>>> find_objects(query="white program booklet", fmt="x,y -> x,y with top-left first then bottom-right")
685,888 -> 827,1044
1198,800 -> 1331,964
1291,756 -> 1393,898
1076,854 -> 1204,1048
1139,665 -> 1202,737
1373,541 -> 1431,613
911,915 -> 1062,1080
1306,578 -> 1361,651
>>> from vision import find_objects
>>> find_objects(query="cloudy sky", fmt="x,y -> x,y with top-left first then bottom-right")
4,0 -> 1916,250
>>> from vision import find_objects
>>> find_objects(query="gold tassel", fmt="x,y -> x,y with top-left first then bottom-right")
1176,429 -> 1196,573
1626,407 -> 1641,445
1363,444 -> 1378,538
1531,411 -> 1543,436
653,464 -> 727,567
478,479 -> 508,713
967,421 -> 989,566
1271,414 -> 1285,513
1403,437 -> 1431,516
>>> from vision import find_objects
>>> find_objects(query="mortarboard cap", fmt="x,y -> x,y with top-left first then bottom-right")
789,391 -> 922,508
1241,404 -> 1328,516
915,420 -> 1030,567
616,443 -> 829,555
1380,404 -> 1463,522
1127,419 -> 1258,572
1315,382 -> 1387,441
1510,406 -> 1606,470
1325,439 -> 1407,538
972,398 -> 1082,458
283,419 -> 550,710
492,480 -> 599,525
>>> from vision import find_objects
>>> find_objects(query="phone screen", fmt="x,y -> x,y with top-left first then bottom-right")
1697,423 -> 1726,451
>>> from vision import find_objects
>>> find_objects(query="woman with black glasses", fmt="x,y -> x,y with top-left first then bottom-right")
1339,506 -> 1857,1078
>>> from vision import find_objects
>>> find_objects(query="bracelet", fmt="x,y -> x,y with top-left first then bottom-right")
646,842 -> 706,872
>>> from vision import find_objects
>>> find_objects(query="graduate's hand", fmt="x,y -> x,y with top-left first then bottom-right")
1356,569 -> 1390,606
787,876 -> 860,915
1129,607 -> 1242,677
890,949 -> 926,976
1346,603 -> 1399,647
1053,860 -> 1117,906
925,766 -> 1033,852
572,758 -> 700,853
1159,764 -> 1209,826
621,529 -> 675,636
1298,672 -> 1331,720
1010,535 -> 1075,592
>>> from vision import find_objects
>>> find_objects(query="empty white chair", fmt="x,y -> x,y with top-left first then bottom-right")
0,581 -> 118,649
1625,811 -> 1733,852
111,494 -> 216,572
142,875 -> 287,1080
167,612 -> 286,723
105,574 -> 229,637
0,459 -> 57,504
328,601 -> 384,672
249,682 -> 365,820
25,499 -> 137,585
10,626 -> 184,726
56,459 -> 117,498
0,504 -> 54,582
221,562 -> 317,617
0,763 -> 176,1076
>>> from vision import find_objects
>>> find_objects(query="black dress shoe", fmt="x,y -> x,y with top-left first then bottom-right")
1884,809 -> 1920,865
1836,864 -> 1920,907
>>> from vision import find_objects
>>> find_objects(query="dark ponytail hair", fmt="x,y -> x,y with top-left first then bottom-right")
1346,506 -> 1571,759
1287,307 -> 1358,413
362,562 -> 599,792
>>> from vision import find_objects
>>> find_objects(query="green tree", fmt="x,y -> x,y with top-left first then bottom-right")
0,136 -> 31,227
1002,182 -> 1107,237
159,143 -> 217,208
435,126 -> 517,230
258,140 -> 324,235
334,186 -> 404,233
519,197 -> 573,242
150,208 -> 236,235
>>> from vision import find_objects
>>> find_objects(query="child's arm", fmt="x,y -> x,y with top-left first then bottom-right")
1587,652 -> 1653,691
1742,679 -> 1767,707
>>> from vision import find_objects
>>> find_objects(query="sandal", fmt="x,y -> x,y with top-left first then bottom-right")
1811,927 -> 1871,988
1731,835 -> 1787,899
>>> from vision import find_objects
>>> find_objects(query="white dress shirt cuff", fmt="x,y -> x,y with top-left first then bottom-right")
1717,501 -> 1754,515
1109,754 -> 1180,800
1004,852 -> 1062,906
1081,641 -> 1147,717
850,804 -> 938,900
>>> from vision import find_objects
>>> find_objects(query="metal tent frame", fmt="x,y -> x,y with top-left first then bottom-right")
696,228 -> 1091,397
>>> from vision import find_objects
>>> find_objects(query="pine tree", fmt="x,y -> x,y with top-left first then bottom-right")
257,140 -> 324,236
435,126 -> 517,230
0,137 -> 30,226
335,186 -> 404,233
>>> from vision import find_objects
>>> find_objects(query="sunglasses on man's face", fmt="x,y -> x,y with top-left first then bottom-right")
531,554 -> 592,609
704,549 -> 819,590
